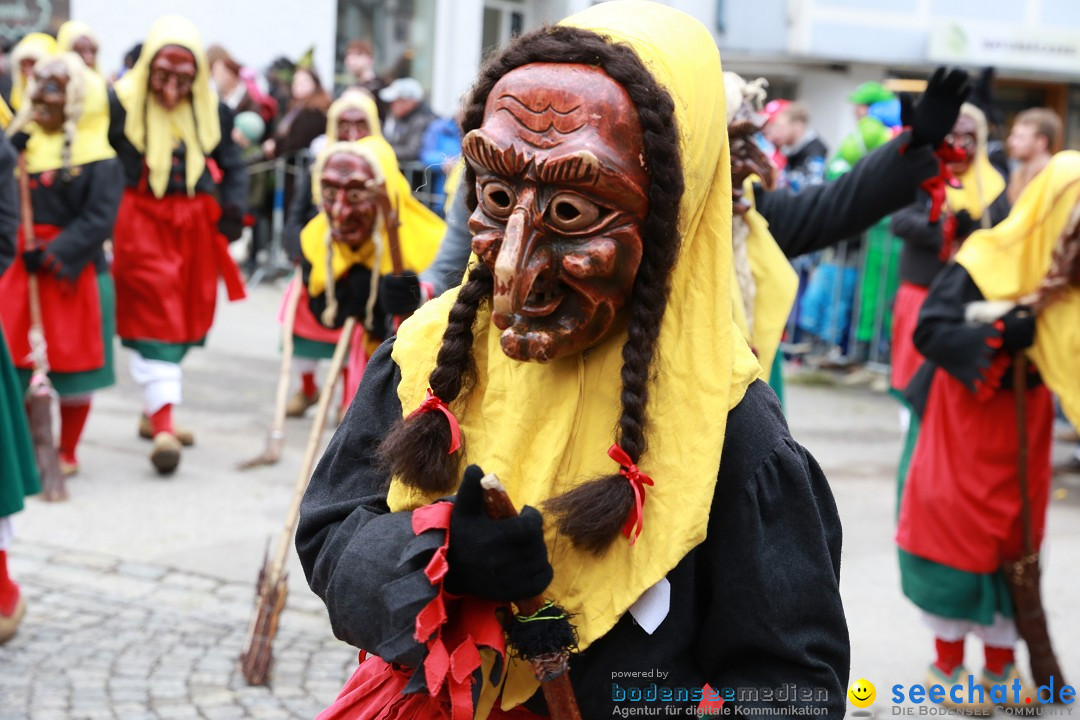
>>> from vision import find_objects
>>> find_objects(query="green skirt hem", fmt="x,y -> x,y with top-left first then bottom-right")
292,336 -> 337,360
898,548 -> 1014,624
121,337 -> 206,364
1,332 -> 41,515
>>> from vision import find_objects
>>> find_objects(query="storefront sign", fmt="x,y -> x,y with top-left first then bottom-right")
929,21 -> 1080,74
0,1 -> 70,44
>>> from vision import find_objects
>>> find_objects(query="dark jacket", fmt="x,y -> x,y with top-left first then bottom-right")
383,103 -> 436,163
0,133 -> 17,275
296,340 -> 850,719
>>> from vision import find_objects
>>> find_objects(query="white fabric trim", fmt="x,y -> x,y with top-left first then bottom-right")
628,577 -> 670,635
0,517 -> 14,551
129,353 -> 182,415
972,614 -> 1018,647
59,392 -> 93,407
921,611 -> 972,642
921,611 -> 1018,647
295,357 -> 320,375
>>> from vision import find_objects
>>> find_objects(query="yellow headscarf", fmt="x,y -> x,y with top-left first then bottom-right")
114,15 -> 221,198
10,33 -> 58,112
57,21 -> 99,71
326,89 -> 381,142
301,136 -> 444,297
0,96 -> 12,130
945,104 -> 1006,221
387,2 -> 760,713
16,54 -> 115,175
956,150 -> 1080,429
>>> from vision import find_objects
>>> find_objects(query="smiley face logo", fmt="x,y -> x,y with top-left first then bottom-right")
848,679 -> 876,708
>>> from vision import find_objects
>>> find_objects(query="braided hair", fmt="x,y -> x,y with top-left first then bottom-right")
378,25 -> 684,555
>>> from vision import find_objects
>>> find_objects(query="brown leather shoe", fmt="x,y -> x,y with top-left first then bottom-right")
0,594 -> 26,645
59,458 -> 79,478
285,388 -> 319,418
150,432 -> 182,475
138,415 -> 195,447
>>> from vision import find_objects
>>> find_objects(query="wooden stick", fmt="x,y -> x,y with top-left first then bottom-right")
480,474 -> 583,720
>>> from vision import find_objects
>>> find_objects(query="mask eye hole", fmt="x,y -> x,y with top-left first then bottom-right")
480,181 -> 516,219
546,193 -> 603,233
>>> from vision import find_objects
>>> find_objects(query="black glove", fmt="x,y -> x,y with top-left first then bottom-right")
908,67 -> 972,148
218,207 -> 245,242
379,271 -> 423,315
1000,305 -> 1035,351
22,248 -> 56,274
10,132 -> 30,153
953,209 -> 978,239
445,465 -> 553,602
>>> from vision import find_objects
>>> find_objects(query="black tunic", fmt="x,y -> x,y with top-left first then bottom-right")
299,253 -> 392,339
756,130 -> 940,260
107,92 -> 249,230
296,339 -> 850,718
0,134 -> 17,275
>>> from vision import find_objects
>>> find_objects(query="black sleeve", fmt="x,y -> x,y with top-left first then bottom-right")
48,158 -> 124,280
985,187 -> 1010,228
284,168 -> 316,264
890,195 -> 943,251
212,101 -> 249,219
296,338 -> 434,665
697,382 -> 848,717
0,134 -> 17,275
107,90 -> 127,155
300,253 -> 377,331
756,130 -> 940,259
912,262 -> 999,392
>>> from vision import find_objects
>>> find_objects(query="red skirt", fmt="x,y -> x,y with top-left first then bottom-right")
889,281 -> 929,392
0,224 -> 104,373
111,189 -> 245,344
318,654 -> 544,720
280,274 -> 342,345
896,368 -> 1053,573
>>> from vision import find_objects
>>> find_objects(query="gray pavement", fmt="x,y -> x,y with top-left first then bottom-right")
2,283 -> 1079,718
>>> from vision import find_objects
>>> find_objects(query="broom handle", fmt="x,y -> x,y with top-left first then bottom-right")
269,315 -> 357,580
384,194 -> 404,276
1013,352 -> 1035,556
270,273 -> 303,438
17,153 -> 48,376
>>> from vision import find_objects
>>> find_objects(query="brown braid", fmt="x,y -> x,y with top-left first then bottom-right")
379,25 -> 685,554
377,262 -> 494,492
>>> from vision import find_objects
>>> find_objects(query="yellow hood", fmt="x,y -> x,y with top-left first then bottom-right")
114,15 -> 221,198
57,21 -> 99,71
10,33 -> 58,112
20,53 -> 115,175
326,90 -> 382,143
302,135 -> 443,296
387,1 -> 759,713
956,150 -> 1080,429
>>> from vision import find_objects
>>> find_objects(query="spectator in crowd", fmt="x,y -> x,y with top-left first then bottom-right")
1006,107 -> 1061,204
208,46 -> 262,119
763,101 -> 828,192
379,77 -> 435,164
57,21 -> 100,73
418,113 -> 461,212
344,40 -> 387,120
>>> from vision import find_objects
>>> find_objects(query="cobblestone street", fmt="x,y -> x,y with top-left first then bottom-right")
1,285 -> 1079,718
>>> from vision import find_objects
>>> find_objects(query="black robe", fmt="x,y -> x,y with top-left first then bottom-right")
296,339 -> 850,718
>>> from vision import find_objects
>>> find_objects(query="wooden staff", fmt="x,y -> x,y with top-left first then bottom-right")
240,315 -> 358,685
17,152 -> 66,502
238,270 -> 303,469
480,473 -> 583,720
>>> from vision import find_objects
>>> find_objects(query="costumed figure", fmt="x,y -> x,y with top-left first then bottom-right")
57,21 -> 100,74
890,103 -> 1009,486
8,33 -> 57,113
0,52 -> 123,477
108,15 -> 248,475
896,150 -> 1080,707
297,135 -> 442,413
0,130 -> 41,645
296,5 -> 849,718
282,90 -> 385,419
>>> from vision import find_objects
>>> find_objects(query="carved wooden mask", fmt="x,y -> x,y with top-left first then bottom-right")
319,152 -> 379,249
30,58 -> 70,133
463,63 -> 649,362
149,45 -> 197,111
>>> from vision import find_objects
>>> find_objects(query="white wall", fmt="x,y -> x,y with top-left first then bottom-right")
72,0 -> 338,91
796,64 -> 887,153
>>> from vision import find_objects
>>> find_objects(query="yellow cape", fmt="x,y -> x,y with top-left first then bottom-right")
114,15 -> 221,198
302,135 -> 444,295
10,33 -> 58,112
327,90 -> 382,142
956,150 -> 1080,429
0,96 -> 11,130
946,155 -> 1005,220
57,20 -> 99,72
386,2 -> 760,714
731,181 -> 798,375
24,58 -> 116,175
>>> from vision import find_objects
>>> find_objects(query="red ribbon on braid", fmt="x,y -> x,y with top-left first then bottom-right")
608,444 -> 654,545
407,388 -> 462,454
